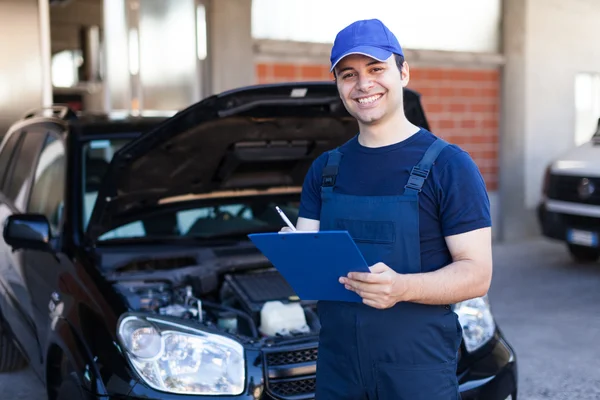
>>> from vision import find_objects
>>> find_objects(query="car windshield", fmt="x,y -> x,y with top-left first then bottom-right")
81,138 -> 301,241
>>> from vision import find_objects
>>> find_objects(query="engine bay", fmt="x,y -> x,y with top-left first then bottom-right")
110,257 -> 321,340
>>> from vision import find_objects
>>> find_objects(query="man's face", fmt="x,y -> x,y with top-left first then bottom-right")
334,54 -> 408,126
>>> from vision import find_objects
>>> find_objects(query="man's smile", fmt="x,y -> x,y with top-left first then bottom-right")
354,93 -> 384,107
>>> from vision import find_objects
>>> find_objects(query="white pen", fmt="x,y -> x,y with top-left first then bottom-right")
275,206 -> 297,231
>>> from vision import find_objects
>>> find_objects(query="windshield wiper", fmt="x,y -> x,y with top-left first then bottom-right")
189,225 -> 280,240
97,235 -> 245,246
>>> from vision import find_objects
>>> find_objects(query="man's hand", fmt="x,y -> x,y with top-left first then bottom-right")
339,262 -> 409,309
279,217 -> 320,233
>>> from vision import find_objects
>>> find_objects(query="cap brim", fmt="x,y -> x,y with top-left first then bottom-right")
330,46 -> 393,72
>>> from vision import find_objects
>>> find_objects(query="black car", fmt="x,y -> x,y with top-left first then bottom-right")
0,82 -> 517,400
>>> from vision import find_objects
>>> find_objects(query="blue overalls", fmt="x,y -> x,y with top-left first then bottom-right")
315,138 -> 463,400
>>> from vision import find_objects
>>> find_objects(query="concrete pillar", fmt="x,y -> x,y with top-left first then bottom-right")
208,0 -> 254,94
0,0 -> 50,135
497,0 -> 534,241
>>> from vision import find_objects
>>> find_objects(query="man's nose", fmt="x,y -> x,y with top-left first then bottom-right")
357,74 -> 375,91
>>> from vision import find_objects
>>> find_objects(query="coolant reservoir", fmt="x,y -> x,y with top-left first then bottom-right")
259,301 -> 309,336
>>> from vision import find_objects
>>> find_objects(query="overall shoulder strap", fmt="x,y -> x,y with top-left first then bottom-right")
404,138 -> 450,196
321,149 -> 342,194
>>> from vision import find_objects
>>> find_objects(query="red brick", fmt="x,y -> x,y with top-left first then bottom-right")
479,149 -> 498,160
481,181 -> 496,190
438,87 -> 455,97
479,165 -> 494,174
449,103 -> 467,112
460,120 -> 477,128
459,88 -> 478,97
426,69 -> 445,80
470,70 -> 496,82
409,69 -> 426,81
483,119 -> 499,129
481,87 -> 499,98
484,166 -> 499,175
416,86 -> 436,97
273,63 -> 297,79
439,120 -> 455,129
299,65 -> 324,80
487,70 -> 499,81
256,63 -> 269,79
471,103 -> 496,113
444,69 -> 461,81
425,103 -> 444,113
470,134 -> 492,144
446,135 -> 470,146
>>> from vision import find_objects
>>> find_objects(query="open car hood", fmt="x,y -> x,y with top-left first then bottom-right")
87,82 -> 430,240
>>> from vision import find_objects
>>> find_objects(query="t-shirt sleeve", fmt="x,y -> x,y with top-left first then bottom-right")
298,154 -> 327,220
437,150 -> 492,236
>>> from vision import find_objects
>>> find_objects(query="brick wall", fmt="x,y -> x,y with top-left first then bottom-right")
255,63 -> 500,191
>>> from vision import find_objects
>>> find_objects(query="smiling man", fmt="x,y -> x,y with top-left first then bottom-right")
293,19 -> 494,399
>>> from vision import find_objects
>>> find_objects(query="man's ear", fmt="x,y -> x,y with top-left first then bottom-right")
401,61 -> 410,87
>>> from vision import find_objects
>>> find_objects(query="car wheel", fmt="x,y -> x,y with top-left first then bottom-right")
568,244 -> 600,263
56,374 -> 95,400
0,325 -> 27,372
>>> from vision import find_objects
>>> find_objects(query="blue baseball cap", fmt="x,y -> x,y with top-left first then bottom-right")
330,19 -> 404,72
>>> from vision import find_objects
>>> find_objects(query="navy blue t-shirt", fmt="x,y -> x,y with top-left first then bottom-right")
298,128 -> 491,271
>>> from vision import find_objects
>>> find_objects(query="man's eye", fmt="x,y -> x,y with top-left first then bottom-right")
342,73 -> 355,79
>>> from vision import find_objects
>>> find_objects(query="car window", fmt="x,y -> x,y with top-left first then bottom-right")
98,200 -> 301,241
0,132 -> 23,191
27,135 -> 66,234
81,138 -> 131,231
4,132 -> 47,210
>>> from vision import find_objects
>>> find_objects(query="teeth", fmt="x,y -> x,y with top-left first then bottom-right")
357,94 -> 381,104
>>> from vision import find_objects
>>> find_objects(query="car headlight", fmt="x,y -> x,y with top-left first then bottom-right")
117,315 -> 245,395
454,295 -> 495,352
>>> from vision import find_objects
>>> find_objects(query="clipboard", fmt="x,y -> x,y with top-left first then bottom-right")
247,230 -> 370,302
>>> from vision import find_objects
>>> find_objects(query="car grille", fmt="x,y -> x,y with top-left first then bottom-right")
547,174 -> 600,205
264,345 -> 318,400
560,213 -> 600,230
266,348 -> 318,366
270,377 -> 316,397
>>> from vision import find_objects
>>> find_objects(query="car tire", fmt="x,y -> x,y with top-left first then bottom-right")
56,373 -> 95,400
0,325 -> 27,372
567,244 -> 600,263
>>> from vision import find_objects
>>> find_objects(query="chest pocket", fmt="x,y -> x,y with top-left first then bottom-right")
335,219 -> 396,244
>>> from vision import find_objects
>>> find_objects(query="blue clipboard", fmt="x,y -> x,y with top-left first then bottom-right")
247,230 -> 370,302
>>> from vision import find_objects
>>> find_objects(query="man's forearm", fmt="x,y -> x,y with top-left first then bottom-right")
401,260 -> 492,305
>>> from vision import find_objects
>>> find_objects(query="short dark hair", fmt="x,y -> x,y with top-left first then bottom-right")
333,53 -> 405,79
393,53 -> 405,70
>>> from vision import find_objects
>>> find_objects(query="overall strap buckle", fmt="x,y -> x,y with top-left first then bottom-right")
321,149 -> 342,190
405,167 -> 430,192
410,166 -> 430,179
404,138 -> 450,195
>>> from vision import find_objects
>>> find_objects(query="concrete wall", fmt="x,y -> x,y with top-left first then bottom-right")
0,0 -> 49,136
500,0 -> 600,240
208,0 -> 254,94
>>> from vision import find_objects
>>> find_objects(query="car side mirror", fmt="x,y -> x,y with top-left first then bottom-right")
3,214 -> 52,252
